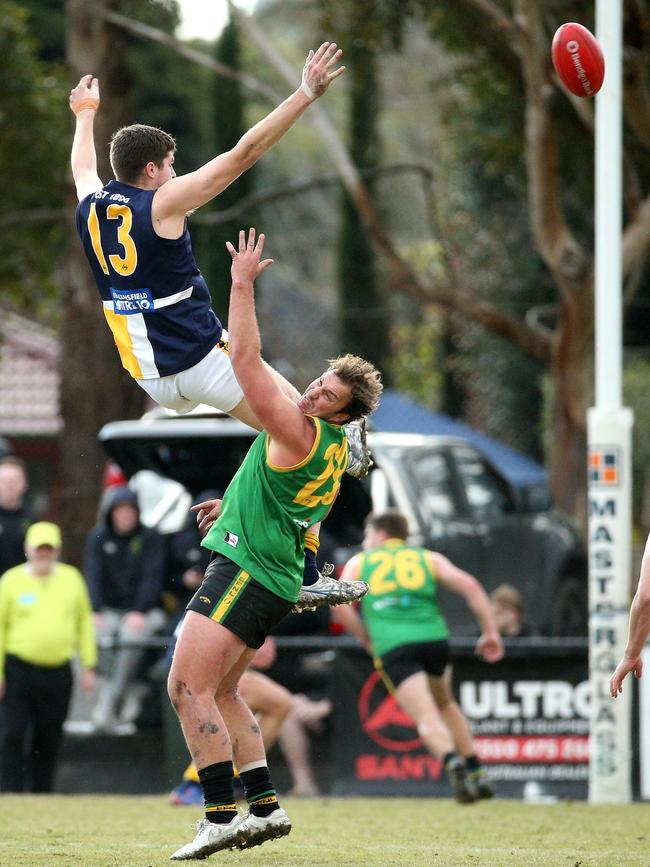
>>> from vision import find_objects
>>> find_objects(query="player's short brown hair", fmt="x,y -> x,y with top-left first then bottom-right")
109,124 -> 176,184
327,354 -> 383,422
365,510 -> 409,540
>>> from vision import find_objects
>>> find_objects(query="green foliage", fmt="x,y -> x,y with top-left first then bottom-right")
194,17 -> 255,314
0,0 -> 68,314
124,3 -> 208,170
334,1 -> 390,378
391,310 -> 443,409
16,0 -> 65,63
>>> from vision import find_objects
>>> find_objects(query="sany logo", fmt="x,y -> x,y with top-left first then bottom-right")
358,671 -> 421,752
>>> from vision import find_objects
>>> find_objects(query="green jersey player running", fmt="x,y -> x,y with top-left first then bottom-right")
335,509 -> 504,803
168,228 -> 382,860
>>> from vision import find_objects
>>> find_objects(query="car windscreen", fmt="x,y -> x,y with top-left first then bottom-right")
101,431 -> 256,497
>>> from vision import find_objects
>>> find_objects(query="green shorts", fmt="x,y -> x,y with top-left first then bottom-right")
186,553 -> 293,649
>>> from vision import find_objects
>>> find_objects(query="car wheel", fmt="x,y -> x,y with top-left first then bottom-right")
552,577 -> 588,636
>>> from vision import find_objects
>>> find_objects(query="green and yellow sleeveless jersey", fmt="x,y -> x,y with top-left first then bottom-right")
359,539 -> 448,657
202,417 -> 348,602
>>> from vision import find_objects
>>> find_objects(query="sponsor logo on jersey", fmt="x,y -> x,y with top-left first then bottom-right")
293,518 -> 310,528
110,287 -> 154,314
224,531 -> 239,548
199,596 -> 211,604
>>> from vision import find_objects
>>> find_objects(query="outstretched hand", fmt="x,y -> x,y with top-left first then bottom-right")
227,228 -> 274,285
610,654 -> 643,698
70,74 -> 100,116
301,42 -> 345,100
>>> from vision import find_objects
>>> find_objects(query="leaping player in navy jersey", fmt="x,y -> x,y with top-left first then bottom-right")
69,43 -> 369,612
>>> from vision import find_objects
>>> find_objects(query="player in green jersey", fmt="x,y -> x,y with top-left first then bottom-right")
335,509 -> 504,803
168,229 -> 382,860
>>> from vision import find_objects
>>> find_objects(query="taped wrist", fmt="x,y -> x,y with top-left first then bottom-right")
301,59 -> 316,101
73,98 -> 99,115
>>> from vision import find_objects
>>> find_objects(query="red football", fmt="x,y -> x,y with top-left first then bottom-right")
551,22 -> 605,98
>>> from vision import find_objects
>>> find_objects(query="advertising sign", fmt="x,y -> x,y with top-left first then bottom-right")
331,643 -> 590,799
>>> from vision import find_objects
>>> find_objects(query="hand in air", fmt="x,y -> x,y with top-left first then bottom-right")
610,654 -> 643,698
227,228 -> 274,285
301,42 -> 345,100
69,74 -> 100,115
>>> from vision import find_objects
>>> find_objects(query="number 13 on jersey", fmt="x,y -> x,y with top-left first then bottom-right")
87,203 -> 138,276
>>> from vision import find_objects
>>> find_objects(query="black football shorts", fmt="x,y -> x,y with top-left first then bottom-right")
376,639 -> 450,689
187,553 -> 293,649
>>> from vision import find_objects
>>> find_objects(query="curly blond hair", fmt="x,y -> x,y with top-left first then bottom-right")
327,354 -> 383,421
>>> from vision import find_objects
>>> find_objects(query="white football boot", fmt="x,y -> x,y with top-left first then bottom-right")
293,564 -> 368,613
170,816 -> 244,860
343,418 -> 372,478
234,808 -> 292,849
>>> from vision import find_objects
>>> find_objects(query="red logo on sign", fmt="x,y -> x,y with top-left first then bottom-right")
358,671 -> 422,752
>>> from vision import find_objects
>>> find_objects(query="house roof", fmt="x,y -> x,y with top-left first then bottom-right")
371,389 -> 547,488
0,306 -> 62,435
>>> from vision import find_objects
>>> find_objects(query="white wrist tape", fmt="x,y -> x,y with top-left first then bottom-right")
301,60 -> 316,101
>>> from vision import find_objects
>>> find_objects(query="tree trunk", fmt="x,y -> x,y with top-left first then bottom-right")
547,289 -> 594,532
61,0 -> 143,568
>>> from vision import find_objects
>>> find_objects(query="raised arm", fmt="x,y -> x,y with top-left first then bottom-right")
152,42 -> 344,220
334,554 -> 372,650
226,228 -> 315,465
429,552 -> 504,663
69,75 -> 103,201
610,534 -> 650,697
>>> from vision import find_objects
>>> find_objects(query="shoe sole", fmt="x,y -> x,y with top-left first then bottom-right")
292,588 -> 368,613
234,820 -> 291,850
170,830 -> 244,860
292,598 -> 359,613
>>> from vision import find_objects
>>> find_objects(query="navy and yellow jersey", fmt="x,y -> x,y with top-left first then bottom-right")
75,180 -> 222,379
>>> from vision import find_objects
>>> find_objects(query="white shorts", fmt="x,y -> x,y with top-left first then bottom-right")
136,331 -> 244,414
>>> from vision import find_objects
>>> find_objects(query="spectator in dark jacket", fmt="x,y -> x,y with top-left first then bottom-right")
84,486 -> 166,732
0,457 -> 36,576
162,492 -> 215,630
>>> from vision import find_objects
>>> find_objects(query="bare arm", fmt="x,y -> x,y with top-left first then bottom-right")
340,553 -> 362,583
429,552 -> 504,663
226,228 -> 315,465
69,75 -> 103,201
331,603 -> 372,653
152,42 -> 344,221
610,536 -> 650,697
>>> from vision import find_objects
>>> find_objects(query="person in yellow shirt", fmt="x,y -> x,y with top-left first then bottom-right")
0,522 -> 97,792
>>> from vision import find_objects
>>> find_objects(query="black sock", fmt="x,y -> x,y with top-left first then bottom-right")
302,547 -> 319,587
443,751 -> 458,769
465,754 -> 480,772
198,760 -> 238,824
240,765 -> 280,817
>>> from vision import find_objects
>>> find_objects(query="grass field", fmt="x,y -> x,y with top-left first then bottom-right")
1,795 -> 648,867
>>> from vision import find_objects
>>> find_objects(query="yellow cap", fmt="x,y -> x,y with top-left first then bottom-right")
25,522 -> 62,549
